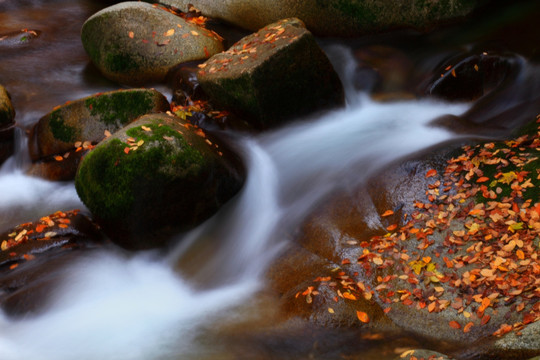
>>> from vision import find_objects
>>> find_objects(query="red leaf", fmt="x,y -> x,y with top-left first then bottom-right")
449,321 -> 461,329
425,169 -> 437,178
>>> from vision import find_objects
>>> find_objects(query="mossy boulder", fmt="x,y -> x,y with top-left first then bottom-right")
197,18 -> 344,128
75,113 -> 245,249
0,85 -> 15,127
152,0 -> 481,37
0,85 -> 15,165
28,88 -> 169,180
81,1 -> 224,85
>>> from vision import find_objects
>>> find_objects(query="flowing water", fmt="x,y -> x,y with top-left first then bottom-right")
0,1 -> 539,359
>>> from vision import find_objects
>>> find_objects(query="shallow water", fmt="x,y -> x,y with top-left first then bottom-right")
0,1 -> 539,359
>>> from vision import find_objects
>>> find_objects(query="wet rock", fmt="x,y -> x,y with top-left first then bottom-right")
81,2 -> 224,85
280,118 -> 540,358
0,29 -> 41,49
170,64 -> 209,105
0,85 -> 16,165
0,85 -> 15,127
394,349 -> 455,360
75,113 -> 245,250
28,88 -> 169,180
152,0 -> 480,37
198,18 -> 344,128
0,210 -> 105,317
426,52 -> 517,101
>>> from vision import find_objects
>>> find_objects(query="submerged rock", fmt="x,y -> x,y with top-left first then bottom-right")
0,85 -> 15,165
0,210 -> 105,317
152,0 -> 480,37
0,29 -> 41,49
198,18 -> 344,128
28,88 -> 169,180
81,1 -> 224,85
75,113 -> 245,249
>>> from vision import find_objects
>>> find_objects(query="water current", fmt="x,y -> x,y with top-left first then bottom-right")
0,0 -> 538,359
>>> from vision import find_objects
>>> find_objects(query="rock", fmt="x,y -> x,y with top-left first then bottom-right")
152,0 -> 481,37
393,349 -> 455,360
0,29 -> 41,49
277,117 -> 540,358
0,210 -> 105,317
0,85 -> 15,127
75,113 -> 245,249
198,18 -> 344,128
0,85 -> 16,165
426,52 -> 517,101
28,88 -> 169,180
81,2 -> 224,85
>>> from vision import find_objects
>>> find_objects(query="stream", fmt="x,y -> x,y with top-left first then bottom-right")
0,1 -> 539,359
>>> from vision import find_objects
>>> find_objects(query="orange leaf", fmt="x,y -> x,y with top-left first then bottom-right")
343,292 -> 357,301
356,311 -> 369,323
128,31 -> 134,39
425,169 -> 437,178
463,322 -> 474,333
449,321 -> 461,329
386,224 -> 398,231
481,315 -> 491,325
476,177 -> 489,183
54,155 -> 63,162
35,224 -> 47,233
516,249 -> 525,260
381,210 -> 394,217
123,147 -> 130,154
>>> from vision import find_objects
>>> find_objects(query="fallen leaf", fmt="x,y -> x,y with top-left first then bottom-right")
449,321 -> 461,329
356,311 -> 369,323
164,28 -> 175,36
425,169 -> 437,178
382,210 -> 394,217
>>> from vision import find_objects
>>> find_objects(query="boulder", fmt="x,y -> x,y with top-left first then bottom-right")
426,52 -> 517,101
198,18 -> 344,128
0,210 -> 105,317
0,85 -> 15,165
0,85 -> 15,127
152,0 -> 481,37
28,88 -> 169,180
268,117 -> 540,358
81,2 -> 224,85
75,113 -> 245,249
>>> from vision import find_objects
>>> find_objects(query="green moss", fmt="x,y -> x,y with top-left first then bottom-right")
126,123 -> 204,170
105,52 -> 138,73
317,0 -> 378,27
84,91 -> 154,126
76,123 -> 204,220
49,110 -> 76,143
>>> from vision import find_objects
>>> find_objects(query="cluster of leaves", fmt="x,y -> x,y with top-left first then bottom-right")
0,210 -> 79,270
198,22 -> 296,75
299,117 -> 540,338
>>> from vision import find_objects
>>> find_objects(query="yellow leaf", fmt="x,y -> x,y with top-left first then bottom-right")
499,171 -> 517,185
164,28 -> 175,36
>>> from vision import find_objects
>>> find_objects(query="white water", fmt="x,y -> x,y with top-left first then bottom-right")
0,90 -> 469,359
